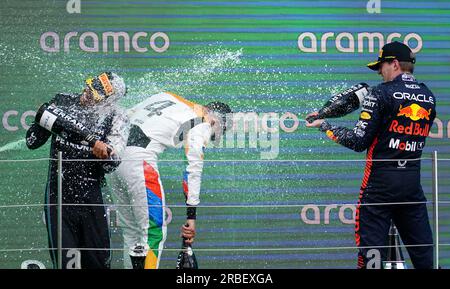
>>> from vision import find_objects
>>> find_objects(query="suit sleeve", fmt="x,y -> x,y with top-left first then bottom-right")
25,96 -> 58,149
105,108 -> 130,157
99,109 -> 130,173
319,86 -> 386,152
183,123 -> 211,208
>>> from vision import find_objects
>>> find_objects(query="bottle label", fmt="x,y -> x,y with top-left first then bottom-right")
39,109 -> 58,131
355,87 -> 369,105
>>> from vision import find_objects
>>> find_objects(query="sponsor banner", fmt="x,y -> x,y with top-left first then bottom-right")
389,138 -> 425,152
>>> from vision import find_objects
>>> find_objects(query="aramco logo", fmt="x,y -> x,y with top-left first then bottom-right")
40,31 -> 170,53
298,32 -> 422,53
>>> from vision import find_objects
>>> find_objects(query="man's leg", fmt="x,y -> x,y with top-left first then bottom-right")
111,158 -> 167,269
142,160 -> 167,269
393,203 -> 433,269
356,193 -> 392,269
79,206 -> 111,269
109,170 -> 142,269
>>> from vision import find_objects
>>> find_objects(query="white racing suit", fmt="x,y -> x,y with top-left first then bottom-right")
110,92 -> 212,269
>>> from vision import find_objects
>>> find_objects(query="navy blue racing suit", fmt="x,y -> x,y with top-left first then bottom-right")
319,73 -> 436,269
25,93 -> 125,269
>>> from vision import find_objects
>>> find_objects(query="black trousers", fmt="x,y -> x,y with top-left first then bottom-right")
44,189 -> 111,269
356,200 -> 433,269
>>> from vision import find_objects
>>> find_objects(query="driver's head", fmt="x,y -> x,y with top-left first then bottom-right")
81,72 -> 127,106
204,101 -> 232,138
366,41 -> 415,82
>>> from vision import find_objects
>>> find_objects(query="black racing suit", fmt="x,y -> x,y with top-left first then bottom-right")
26,93 -> 125,269
319,73 -> 436,269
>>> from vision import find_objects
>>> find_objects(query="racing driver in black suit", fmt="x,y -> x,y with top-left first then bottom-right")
306,42 -> 436,269
25,72 -> 129,269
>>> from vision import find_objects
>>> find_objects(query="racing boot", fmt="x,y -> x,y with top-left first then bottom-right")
129,243 -> 149,270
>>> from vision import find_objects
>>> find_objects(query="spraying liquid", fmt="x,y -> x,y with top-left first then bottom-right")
122,48 -> 243,108
0,139 -> 26,153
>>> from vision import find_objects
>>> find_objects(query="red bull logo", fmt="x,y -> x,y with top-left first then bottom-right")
389,120 -> 430,137
397,104 -> 432,121
326,130 -> 338,142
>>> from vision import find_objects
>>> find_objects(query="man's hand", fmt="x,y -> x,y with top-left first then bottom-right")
92,140 -> 112,159
305,112 -> 325,128
181,219 -> 196,246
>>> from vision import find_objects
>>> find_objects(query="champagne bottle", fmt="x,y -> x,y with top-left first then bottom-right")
306,83 -> 370,123
176,240 -> 198,269
176,224 -> 198,269
35,102 -> 99,147
35,103 -> 120,170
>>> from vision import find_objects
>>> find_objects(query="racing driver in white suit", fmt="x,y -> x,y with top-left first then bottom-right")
110,92 -> 231,269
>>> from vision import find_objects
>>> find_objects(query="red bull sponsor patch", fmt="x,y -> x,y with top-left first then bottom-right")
389,120 -> 430,137
326,130 -> 337,142
397,104 -> 432,121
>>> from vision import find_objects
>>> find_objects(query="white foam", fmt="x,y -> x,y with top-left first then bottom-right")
0,139 -> 26,153
123,48 -> 243,107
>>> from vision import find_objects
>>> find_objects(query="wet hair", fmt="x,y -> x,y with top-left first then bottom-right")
205,101 -> 232,134
205,101 -> 232,115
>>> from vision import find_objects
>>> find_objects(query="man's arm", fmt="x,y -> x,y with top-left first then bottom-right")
105,108 -> 130,157
311,86 -> 386,152
98,109 -> 130,172
180,123 -> 211,245
183,123 -> 211,210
